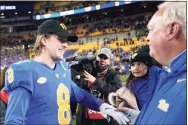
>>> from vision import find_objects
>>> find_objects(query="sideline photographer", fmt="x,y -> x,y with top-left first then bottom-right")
76,48 -> 122,125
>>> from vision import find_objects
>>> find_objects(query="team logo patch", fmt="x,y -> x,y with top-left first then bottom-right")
158,99 -> 169,112
177,78 -> 186,83
131,53 -> 138,59
60,23 -> 67,30
37,77 -> 47,84
7,68 -> 14,84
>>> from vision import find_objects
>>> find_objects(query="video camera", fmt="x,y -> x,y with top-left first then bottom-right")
66,54 -> 97,74
66,54 -> 98,89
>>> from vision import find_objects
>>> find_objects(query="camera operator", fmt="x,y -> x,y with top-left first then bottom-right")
76,48 -> 122,125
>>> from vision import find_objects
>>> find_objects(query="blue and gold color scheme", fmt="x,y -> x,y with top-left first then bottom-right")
4,60 -> 102,124
136,50 -> 187,124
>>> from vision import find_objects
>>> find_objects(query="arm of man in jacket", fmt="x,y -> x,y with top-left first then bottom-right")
84,70 -> 121,95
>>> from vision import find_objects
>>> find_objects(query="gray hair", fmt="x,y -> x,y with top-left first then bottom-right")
158,2 -> 186,38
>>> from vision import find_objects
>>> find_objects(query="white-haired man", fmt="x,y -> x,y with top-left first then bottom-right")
115,2 -> 186,125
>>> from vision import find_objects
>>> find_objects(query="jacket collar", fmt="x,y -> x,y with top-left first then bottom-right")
169,49 -> 187,74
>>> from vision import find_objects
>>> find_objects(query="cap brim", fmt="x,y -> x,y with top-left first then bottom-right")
56,30 -> 78,42
97,52 -> 110,59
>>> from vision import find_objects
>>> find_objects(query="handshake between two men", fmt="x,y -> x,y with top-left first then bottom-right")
100,87 -> 140,125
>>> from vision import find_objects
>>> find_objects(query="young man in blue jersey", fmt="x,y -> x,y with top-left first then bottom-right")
115,2 -> 187,125
4,19 -> 130,125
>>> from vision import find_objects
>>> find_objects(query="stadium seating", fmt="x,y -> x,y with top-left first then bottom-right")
0,48 -> 27,68
1,1 -> 152,77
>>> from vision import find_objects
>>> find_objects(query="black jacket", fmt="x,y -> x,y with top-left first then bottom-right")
92,67 -> 122,102
76,67 -> 122,125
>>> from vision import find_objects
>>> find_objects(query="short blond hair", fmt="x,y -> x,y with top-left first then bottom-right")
158,2 -> 186,38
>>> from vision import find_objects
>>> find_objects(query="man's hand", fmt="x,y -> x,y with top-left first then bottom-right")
117,107 -> 140,125
83,70 -> 96,83
99,103 -> 130,125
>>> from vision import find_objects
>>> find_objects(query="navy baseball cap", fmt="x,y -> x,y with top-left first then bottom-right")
37,19 -> 78,42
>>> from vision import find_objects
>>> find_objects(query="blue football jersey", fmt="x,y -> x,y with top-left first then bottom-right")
4,60 -> 102,125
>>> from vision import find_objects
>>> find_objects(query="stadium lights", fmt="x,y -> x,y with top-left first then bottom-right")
28,11 -> 31,14
1,13 -> 4,15
15,12 -> 17,15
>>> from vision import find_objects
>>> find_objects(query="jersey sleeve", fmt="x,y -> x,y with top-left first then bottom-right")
5,87 -> 31,125
4,64 -> 34,94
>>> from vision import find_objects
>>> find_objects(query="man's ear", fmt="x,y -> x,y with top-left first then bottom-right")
41,36 -> 48,46
166,22 -> 181,41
